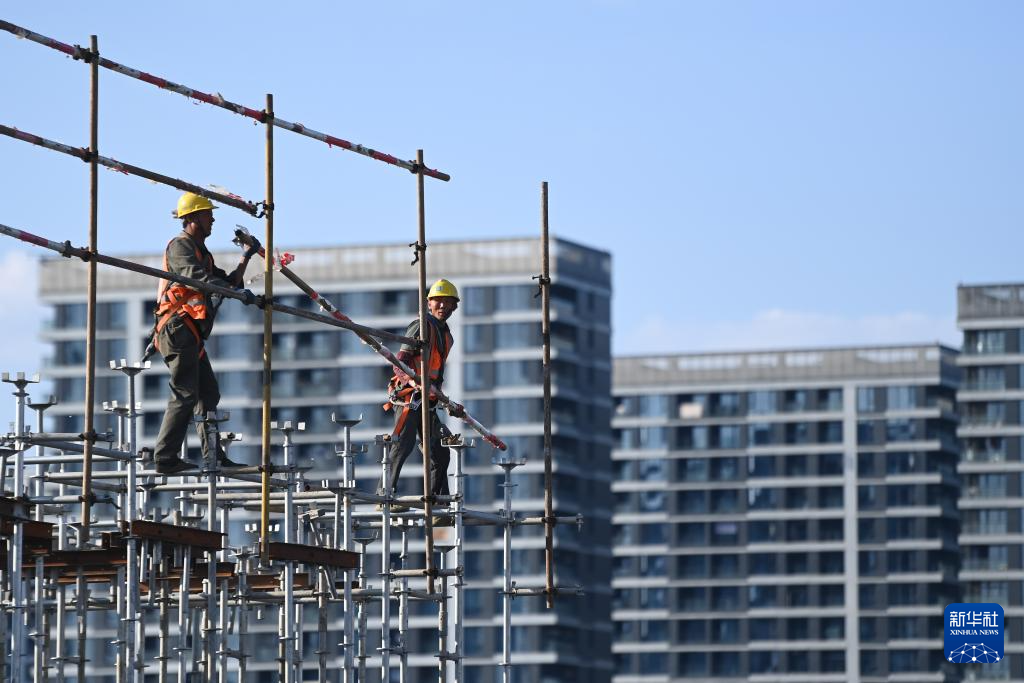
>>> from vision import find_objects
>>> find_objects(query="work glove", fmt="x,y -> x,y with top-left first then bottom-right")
239,289 -> 258,307
244,235 -> 263,258
448,402 -> 466,419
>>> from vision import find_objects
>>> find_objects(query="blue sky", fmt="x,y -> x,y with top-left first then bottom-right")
2,1 -> 1023,392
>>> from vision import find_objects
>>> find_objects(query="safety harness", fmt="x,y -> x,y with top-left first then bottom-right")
151,236 -> 211,358
383,316 -> 453,437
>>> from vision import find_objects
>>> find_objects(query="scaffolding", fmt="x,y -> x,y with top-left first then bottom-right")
0,20 -> 581,683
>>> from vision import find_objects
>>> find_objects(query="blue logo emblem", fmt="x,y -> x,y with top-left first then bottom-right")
945,603 -> 1004,664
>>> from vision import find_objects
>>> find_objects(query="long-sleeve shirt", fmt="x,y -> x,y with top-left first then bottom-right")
164,232 -> 232,338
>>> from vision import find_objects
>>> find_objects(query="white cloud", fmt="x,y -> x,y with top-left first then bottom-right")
0,250 -> 43,375
616,308 -> 960,356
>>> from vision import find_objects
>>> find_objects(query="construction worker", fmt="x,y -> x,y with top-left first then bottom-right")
151,192 -> 260,474
380,279 -> 466,511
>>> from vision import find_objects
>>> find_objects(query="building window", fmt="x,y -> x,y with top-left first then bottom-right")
679,459 -> 708,481
710,458 -> 740,481
677,555 -> 708,578
965,329 -> 1007,355
748,391 -> 776,414
678,653 -> 708,677
857,387 -> 877,413
857,420 -> 878,444
748,520 -> 779,542
886,386 -> 917,410
678,620 -> 706,643
820,487 -> 843,508
710,522 -> 739,546
819,421 -> 843,444
711,619 -> 740,643
821,650 -> 845,672
784,455 -> 808,477
748,455 -> 775,477
750,651 -> 781,673
889,650 -> 918,673
749,619 -> 777,640
748,489 -> 779,511
711,586 -> 740,611
820,585 -> 844,606
748,422 -> 774,445
857,452 -> 878,476
677,587 -> 706,610
677,491 -> 707,514
749,585 -> 778,608
711,554 -> 740,577
711,651 -> 740,676
710,489 -> 739,513
749,553 -> 777,575
638,458 -> 668,481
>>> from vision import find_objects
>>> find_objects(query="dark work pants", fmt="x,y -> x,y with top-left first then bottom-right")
380,405 -> 451,497
153,315 -> 222,464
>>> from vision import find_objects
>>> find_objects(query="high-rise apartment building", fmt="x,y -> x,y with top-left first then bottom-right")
37,236 -> 614,682
611,345 -> 961,682
957,283 -> 1024,682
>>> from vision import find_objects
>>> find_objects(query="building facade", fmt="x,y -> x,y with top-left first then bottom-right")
957,283 -> 1024,682
38,236 -> 614,683
612,345 -> 961,682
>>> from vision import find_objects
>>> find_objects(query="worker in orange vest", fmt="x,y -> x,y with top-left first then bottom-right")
380,279 -> 465,516
151,192 -> 260,474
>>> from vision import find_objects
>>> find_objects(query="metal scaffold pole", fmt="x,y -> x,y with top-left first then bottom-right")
260,93 -> 275,564
0,20 -> 452,182
540,181 -> 555,609
416,149 -> 437,594
81,34 -> 99,547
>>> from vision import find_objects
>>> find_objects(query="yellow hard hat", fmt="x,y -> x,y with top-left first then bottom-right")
174,192 -> 217,219
428,278 -> 460,301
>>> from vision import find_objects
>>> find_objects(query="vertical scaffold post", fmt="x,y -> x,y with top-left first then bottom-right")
495,452 -> 525,683
28,395 -> 57,683
379,434 -> 393,683
114,360 -> 146,683
447,436 -> 472,683
416,149 -> 437,594
260,93 -> 275,563
540,182 -> 555,609
5,372 -> 37,683
81,34 -> 99,548
332,414 -> 362,683
277,420 -> 299,683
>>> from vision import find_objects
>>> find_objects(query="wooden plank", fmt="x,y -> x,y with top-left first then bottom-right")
127,519 -> 223,552
0,517 -> 52,541
248,572 -> 312,591
267,541 -> 358,570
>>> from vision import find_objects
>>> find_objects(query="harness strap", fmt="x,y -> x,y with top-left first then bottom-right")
151,235 -> 209,359
391,405 -> 413,438
152,307 -> 205,359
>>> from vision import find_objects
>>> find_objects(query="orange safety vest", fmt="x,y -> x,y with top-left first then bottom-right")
152,236 -> 211,356
384,317 -> 454,435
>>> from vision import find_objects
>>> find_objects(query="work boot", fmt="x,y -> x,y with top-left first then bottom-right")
156,458 -> 194,475
210,456 -> 244,470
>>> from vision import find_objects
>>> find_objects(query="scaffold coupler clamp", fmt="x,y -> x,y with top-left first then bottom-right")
532,273 -> 551,298
408,240 -> 426,265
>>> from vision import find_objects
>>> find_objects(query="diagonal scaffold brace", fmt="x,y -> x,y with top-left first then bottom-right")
232,226 -> 508,451
0,19 -> 450,183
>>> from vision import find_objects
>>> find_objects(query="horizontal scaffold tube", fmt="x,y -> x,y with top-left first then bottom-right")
0,222 -> 416,346
0,124 -> 260,215
5,439 -> 131,461
0,20 -> 451,182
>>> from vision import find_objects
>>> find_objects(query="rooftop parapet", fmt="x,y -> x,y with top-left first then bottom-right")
615,343 -> 959,389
